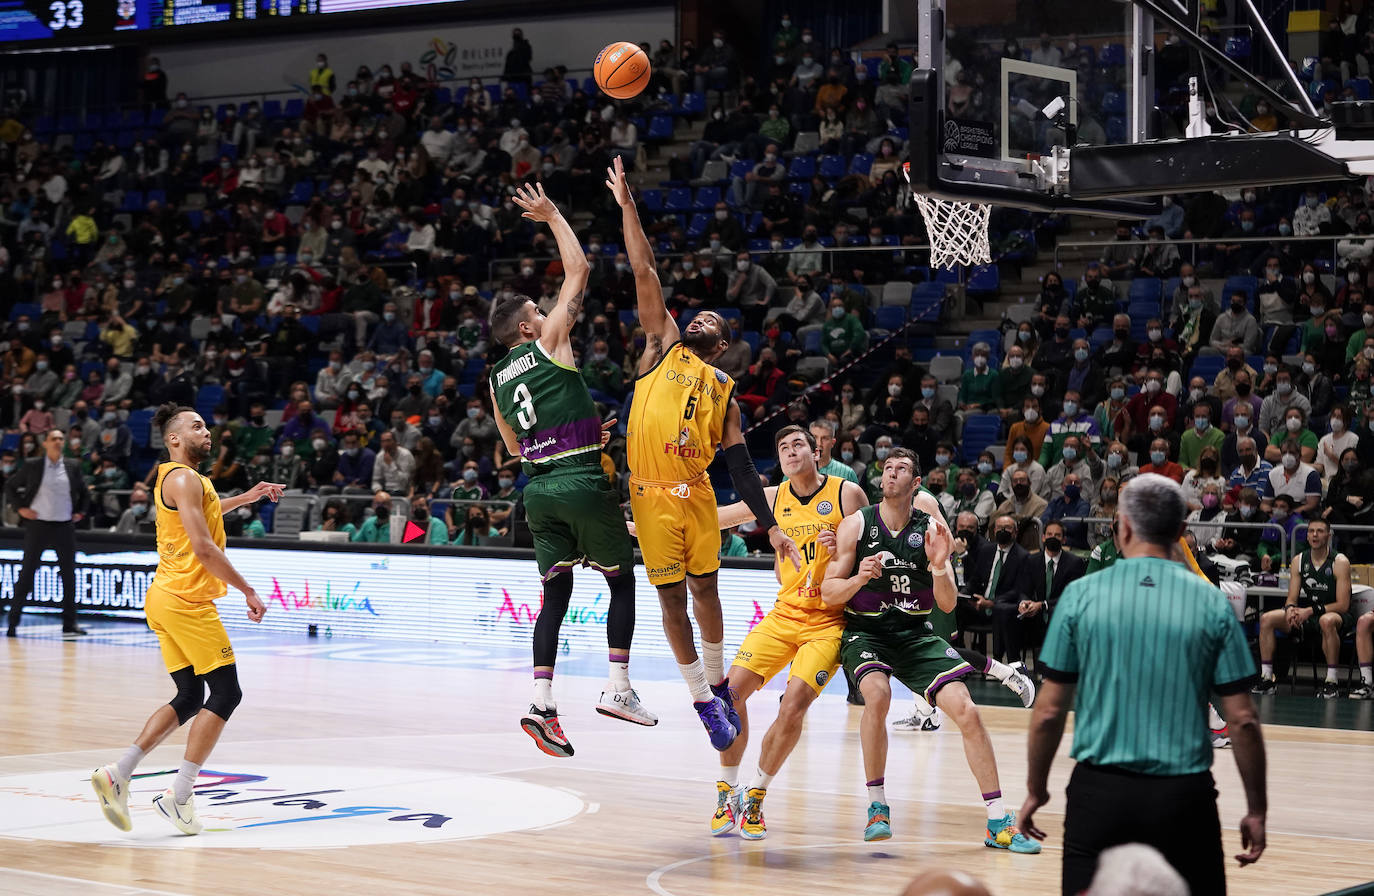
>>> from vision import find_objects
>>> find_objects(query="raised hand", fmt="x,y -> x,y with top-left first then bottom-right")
604,155 -> 633,208
512,181 -> 559,222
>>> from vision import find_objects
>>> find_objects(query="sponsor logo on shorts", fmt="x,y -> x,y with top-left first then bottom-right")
860,651 -> 875,660
815,669 -> 829,686
647,561 -> 683,578
945,646 -> 960,661
816,501 -> 833,516
908,531 -> 924,548
736,649 -> 754,661
221,646 -> 234,658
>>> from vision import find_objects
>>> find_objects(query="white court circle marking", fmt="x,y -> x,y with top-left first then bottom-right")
0,764 -> 584,848
645,839 -> 1060,896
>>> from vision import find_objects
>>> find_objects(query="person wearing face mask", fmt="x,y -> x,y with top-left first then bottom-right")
331,430 -> 376,493
1264,437 -> 1322,517
1185,481 -> 1228,546
997,436 -> 1047,501
1140,436 -> 1184,484
451,397 -> 500,459
822,297 -> 866,367
371,429 -> 416,495
1179,402 -> 1225,471
1044,430 -> 1105,506
734,142 -> 789,211
1263,405 -> 1317,468
1208,290 -> 1261,355
862,436 -> 896,501
1211,486 -> 1269,562
1226,436 -> 1274,500
1040,471 -> 1093,550
1004,398 -> 1049,467
1076,261 -> 1119,330
1343,300 -> 1374,363
1317,404 -> 1359,481
366,301 -> 408,356
1322,446 -> 1374,527
270,434 -> 308,490
502,27 -> 533,88
957,342 -> 1002,416
693,30 -> 736,95
969,513 -> 1036,661
1041,389 -> 1102,468
114,483 -> 157,535
991,472 -> 1049,551
725,252 -> 777,330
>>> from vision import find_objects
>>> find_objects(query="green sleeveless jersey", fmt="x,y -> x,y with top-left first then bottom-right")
1296,548 -> 1338,607
844,504 -> 937,634
489,340 -> 602,477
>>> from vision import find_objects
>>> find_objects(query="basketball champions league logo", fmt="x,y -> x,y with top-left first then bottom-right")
0,765 -> 583,848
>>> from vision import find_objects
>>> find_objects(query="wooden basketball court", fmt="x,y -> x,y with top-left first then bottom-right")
1,623 -> 1371,896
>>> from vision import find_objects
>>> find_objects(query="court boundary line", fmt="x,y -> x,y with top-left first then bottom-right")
0,866 -> 194,895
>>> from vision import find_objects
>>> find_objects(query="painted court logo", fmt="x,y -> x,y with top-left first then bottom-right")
0,765 -> 583,848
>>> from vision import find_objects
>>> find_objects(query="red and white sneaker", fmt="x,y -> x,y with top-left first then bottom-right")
520,704 -> 574,758
596,688 -> 659,726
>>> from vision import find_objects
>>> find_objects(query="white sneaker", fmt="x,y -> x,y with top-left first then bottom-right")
892,704 -> 940,731
152,789 -> 202,835
91,764 -> 132,832
1007,663 -> 1037,708
596,688 -> 659,726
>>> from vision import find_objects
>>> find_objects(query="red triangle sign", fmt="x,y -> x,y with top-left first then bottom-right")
402,521 -> 426,543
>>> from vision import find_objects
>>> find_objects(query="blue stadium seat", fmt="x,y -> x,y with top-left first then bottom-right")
1101,90 -> 1126,117
803,329 -> 822,353
1098,43 -> 1126,67
967,264 -> 1000,297
646,115 -> 674,141
787,156 -> 816,179
263,100 -> 284,120
127,409 -> 155,448
1223,275 -> 1258,307
788,181 -> 812,201
728,159 -> 753,179
288,181 -> 314,203
1347,78 -> 1373,101
1105,116 -> 1127,143
121,191 -> 144,212
283,98 -> 305,118
640,189 -> 664,212
849,153 -> 874,175
686,213 -> 709,239
195,384 -> 225,417
9,302 -> 40,322
818,154 -> 846,179
1224,36 -> 1251,60
665,187 -> 693,212
1189,355 -> 1226,383
694,186 -> 722,209
1128,278 -> 1161,302
874,306 -> 905,331
960,415 -> 1002,463
680,92 -> 706,116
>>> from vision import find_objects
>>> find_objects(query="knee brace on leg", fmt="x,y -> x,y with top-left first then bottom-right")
167,666 -> 205,725
202,664 -> 243,721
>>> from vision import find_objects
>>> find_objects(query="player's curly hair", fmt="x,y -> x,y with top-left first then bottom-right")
152,403 -> 196,437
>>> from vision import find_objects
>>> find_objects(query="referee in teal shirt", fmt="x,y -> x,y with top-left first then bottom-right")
1018,473 -> 1267,896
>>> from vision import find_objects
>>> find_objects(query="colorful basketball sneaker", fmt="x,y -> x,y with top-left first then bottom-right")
985,811 -> 1040,854
711,781 -> 743,836
520,704 -> 574,758
864,802 -> 892,841
693,696 -> 737,751
91,764 -> 132,832
1007,662 -> 1037,707
152,789 -> 202,835
739,787 -> 767,840
596,688 -> 659,726
711,680 -> 741,734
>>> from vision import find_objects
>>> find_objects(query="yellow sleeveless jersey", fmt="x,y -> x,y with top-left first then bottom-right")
627,341 -> 736,484
153,462 -> 227,602
773,475 -> 848,619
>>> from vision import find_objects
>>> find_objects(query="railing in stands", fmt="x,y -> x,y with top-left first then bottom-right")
1062,515 -> 1290,568
1051,234 -> 1350,278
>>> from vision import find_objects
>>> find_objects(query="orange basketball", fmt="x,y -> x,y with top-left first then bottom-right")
594,41 -> 651,100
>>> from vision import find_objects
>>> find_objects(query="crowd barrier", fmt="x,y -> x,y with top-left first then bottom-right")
0,530 -> 778,660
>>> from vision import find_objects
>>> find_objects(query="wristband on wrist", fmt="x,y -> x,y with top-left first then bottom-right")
931,564 -> 950,577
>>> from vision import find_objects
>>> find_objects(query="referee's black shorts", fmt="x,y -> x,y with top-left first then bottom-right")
1063,762 -> 1225,896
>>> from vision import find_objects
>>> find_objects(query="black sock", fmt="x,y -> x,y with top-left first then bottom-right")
533,573 -> 574,668
605,573 -> 636,651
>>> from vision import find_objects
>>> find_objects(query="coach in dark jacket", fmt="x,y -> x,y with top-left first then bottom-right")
1019,520 -> 1089,666
967,513 -> 1034,664
3,429 -> 90,636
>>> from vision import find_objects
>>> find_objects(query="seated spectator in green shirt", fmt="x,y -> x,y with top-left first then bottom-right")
721,527 -> 749,557
408,495 -> 449,544
352,491 -> 395,543
821,297 -> 867,367
1266,406 -> 1319,465
582,339 -> 626,400
958,341 -> 1001,412
316,498 -> 358,539
452,504 -> 501,545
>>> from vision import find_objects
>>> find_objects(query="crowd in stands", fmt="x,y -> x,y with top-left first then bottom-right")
0,16 -> 1372,593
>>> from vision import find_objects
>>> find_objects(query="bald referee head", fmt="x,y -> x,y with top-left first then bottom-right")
1018,472 -> 1268,896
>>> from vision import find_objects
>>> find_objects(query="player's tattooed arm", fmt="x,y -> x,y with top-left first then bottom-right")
643,333 -> 664,371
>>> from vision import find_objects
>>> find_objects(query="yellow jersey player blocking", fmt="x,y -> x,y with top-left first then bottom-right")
606,156 -> 801,750
91,404 -> 282,834
488,183 -> 656,758
822,449 -> 1041,851
703,424 -> 869,838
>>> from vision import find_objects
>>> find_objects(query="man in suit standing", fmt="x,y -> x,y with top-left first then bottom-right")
3,428 -> 90,637
1019,521 -> 1088,670
968,514 -> 1034,664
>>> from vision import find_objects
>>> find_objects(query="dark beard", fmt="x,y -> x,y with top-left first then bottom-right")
681,326 -> 723,359
181,443 -> 208,467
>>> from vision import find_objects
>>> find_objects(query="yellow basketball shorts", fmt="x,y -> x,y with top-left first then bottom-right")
733,606 -> 843,695
145,582 -> 235,676
630,474 -> 722,587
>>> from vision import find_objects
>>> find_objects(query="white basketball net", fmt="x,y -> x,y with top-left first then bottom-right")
904,162 -> 992,269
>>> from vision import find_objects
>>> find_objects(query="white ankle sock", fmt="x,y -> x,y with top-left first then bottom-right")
115,744 -> 144,781
1260,662 -> 1274,680
749,768 -> 774,791
986,658 -> 1015,682
608,655 -> 631,692
719,765 -> 740,787
984,792 -> 1005,821
701,640 -> 725,686
678,659 -> 712,702
867,779 -> 886,804
1325,668 -> 1338,684
172,759 -> 200,803
533,678 -> 554,710
1362,665 -> 1373,685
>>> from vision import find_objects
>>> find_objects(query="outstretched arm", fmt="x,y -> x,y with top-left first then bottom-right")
717,486 -> 780,529
606,155 -> 677,370
511,182 -> 588,364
